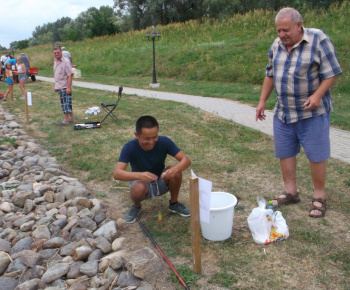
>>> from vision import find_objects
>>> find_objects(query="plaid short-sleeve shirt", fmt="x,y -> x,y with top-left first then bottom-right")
266,27 -> 342,124
53,57 -> 73,90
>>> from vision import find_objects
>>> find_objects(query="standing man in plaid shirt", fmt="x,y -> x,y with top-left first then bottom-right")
53,47 -> 76,126
256,7 -> 342,218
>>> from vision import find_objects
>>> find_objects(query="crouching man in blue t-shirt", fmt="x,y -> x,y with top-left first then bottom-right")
113,115 -> 192,223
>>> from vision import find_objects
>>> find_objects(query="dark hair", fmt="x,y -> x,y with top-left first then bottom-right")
135,115 -> 159,134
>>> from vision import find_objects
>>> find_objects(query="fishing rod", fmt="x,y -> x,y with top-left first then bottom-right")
136,216 -> 190,290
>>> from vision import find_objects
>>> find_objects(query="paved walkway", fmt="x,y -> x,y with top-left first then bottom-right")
37,76 -> 350,164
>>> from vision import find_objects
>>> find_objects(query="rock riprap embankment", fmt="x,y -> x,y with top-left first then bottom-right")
0,106 -> 164,289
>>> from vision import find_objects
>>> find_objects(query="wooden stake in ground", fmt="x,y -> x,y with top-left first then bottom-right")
190,176 -> 201,273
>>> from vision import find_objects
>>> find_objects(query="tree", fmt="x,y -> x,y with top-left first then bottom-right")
17,40 -> 29,50
81,6 -> 120,38
65,28 -> 79,42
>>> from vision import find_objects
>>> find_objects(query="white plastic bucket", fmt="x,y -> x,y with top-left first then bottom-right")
200,192 -> 238,241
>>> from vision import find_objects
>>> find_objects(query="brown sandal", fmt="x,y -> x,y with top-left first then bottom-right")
272,191 -> 301,206
309,198 -> 326,218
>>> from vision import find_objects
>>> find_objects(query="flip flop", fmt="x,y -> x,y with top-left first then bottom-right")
56,122 -> 69,126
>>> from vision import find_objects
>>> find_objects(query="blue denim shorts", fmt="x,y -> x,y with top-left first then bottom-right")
130,172 -> 169,200
273,113 -> 330,162
18,74 -> 27,81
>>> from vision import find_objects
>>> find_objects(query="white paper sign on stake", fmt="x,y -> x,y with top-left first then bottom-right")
191,170 -> 212,224
27,92 -> 32,106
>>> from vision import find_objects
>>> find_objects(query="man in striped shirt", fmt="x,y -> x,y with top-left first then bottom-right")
256,7 -> 342,218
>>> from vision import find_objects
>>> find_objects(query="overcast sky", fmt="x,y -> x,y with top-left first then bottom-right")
0,0 -> 114,49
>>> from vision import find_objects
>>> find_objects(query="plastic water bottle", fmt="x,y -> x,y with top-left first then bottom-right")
267,201 -> 275,212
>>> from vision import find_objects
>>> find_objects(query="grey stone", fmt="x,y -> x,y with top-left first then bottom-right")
35,216 -> 54,227
60,241 -> 77,256
88,249 -> 104,261
54,191 -> 66,203
93,221 -> 118,242
43,237 -> 66,249
20,220 -> 35,231
95,236 -> 112,254
0,250 -> 11,275
89,275 -> 111,289
80,260 -> 99,277
49,278 -> 66,288
41,262 -> 70,283
72,239 -> 93,261
52,217 -> 68,229
77,208 -> 93,219
13,213 -> 34,227
48,223 -> 62,238
16,183 -> 34,192
16,278 -> 46,290
126,247 -> 163,279
67,261 -> 84,279
117,270 -> 142,287
78,217 -> 97,231
19,265 -> 46,283
0,238 -> 11,253
73,197 -> 93,209
32,225 -> 51,240
0,277 -> 18,290
42,168 -> 68,181
12,249 -> 43,267
70,227 -> 93,241
12,190 -> 36,208
39,248 -> 59,260
23,199 -> 34,214
60,185 -> 88,199
94,212 -> 106,225
11,236 -> 34,254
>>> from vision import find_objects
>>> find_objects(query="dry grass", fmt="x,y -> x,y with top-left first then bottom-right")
1,80 -> 350,289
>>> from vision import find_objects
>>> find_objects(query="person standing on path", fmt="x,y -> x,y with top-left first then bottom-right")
20,53 -> 31,82
3,62 -> 15,101
255,7 -> 342,218
61,46 -> 72,66
53,47 -> 76,125
1,51 -> 10,76
14,58 -> 27,100
114,115 -> 191,223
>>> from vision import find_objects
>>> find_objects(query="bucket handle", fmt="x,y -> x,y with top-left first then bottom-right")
234,199 -> 239,208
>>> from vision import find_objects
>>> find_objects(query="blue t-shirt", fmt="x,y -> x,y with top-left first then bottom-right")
118,136 -> 181,177
4,59 -> 16,66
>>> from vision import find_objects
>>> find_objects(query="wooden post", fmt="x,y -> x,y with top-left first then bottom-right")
190,176 -> 201,273
25,92 -> 29,125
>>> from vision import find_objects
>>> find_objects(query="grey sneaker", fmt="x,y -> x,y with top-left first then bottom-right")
20,96 -> 25,100
169,202 -> 190,217
124,205 -> 141,223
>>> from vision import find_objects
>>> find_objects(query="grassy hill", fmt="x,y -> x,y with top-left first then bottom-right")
22,1 -> 350,129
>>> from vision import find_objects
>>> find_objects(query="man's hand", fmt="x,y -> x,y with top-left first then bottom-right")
66,88 -> 72,95
256,102 -> 267,121
304,94 -> 320,110
140,172 -> 158,183
161,166 -> 177,180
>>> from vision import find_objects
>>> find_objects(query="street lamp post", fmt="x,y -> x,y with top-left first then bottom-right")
146,29 -> 161,88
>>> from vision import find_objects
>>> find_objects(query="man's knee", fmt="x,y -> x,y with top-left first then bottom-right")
130,181 -> 148,197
